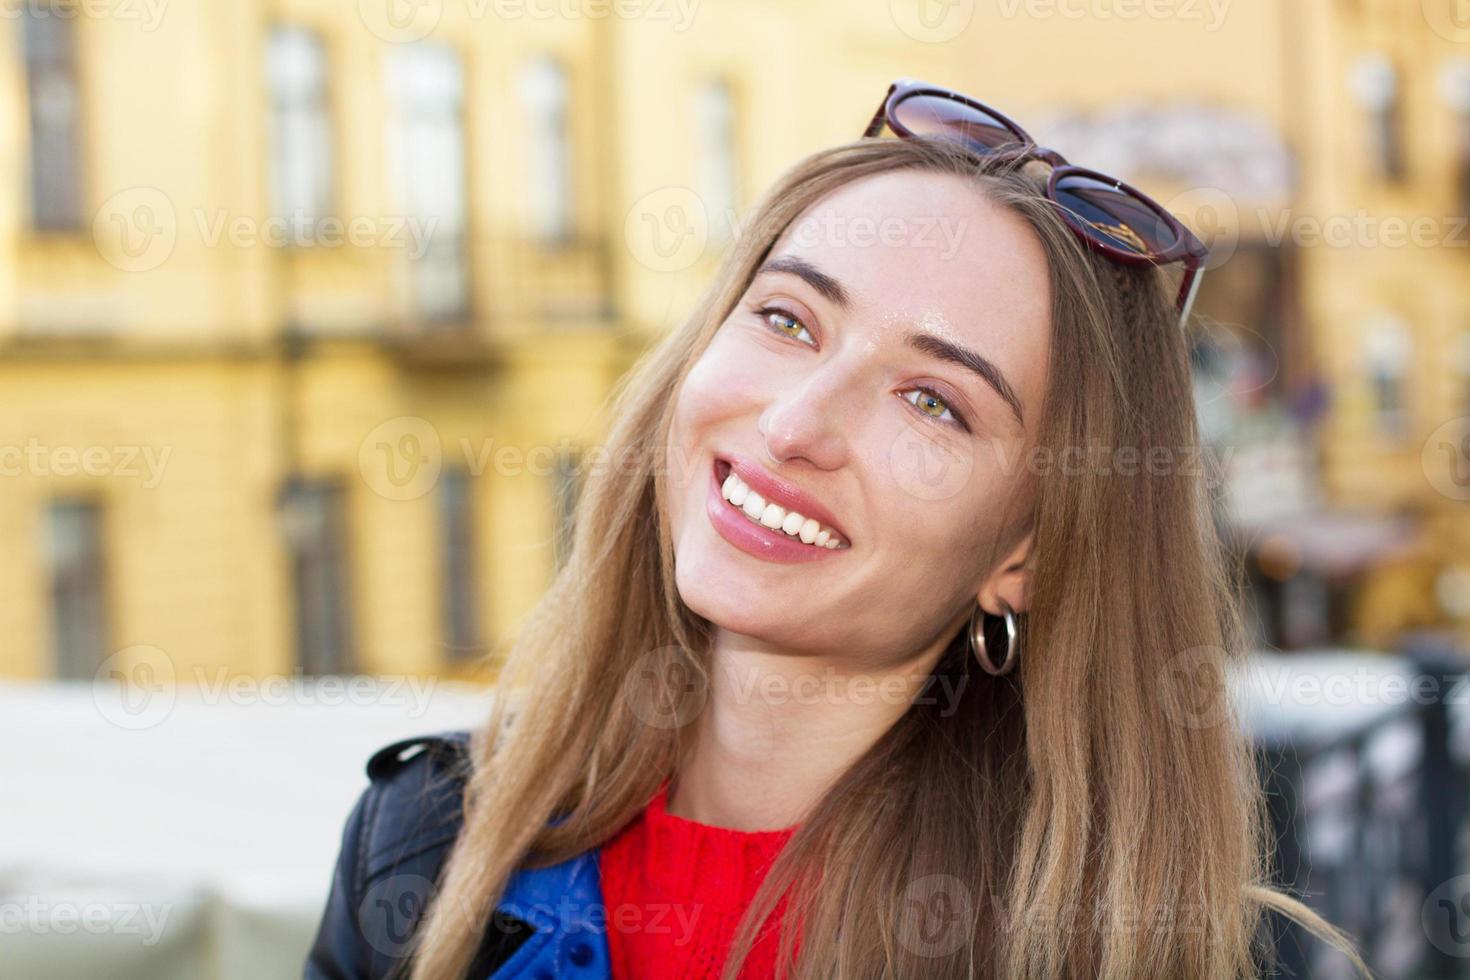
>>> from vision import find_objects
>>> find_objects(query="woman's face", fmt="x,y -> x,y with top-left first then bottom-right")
665,169 -> 1053,668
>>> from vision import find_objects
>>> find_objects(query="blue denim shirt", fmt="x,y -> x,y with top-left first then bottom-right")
487,848 -> 611,979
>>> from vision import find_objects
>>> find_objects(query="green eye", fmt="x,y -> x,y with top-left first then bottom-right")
913,390 -> 947,417
901,387 -> 966,431
756,306 -> 816,346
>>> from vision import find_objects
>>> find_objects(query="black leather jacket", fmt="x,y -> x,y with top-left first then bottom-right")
303,730 -> 533,980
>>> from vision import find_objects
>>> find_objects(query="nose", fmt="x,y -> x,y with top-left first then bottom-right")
757,356 -> 856,471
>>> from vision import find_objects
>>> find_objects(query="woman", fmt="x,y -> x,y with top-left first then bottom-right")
307,79 -> 1368,980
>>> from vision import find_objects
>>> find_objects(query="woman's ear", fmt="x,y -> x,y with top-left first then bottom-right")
977,526 -> 1035,617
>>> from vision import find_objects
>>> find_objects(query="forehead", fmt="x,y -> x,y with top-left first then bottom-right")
773,169 -> 1051,327
764,169 -> 1053,422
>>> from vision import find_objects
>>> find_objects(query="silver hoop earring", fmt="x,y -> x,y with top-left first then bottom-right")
969,600 -> 1020,676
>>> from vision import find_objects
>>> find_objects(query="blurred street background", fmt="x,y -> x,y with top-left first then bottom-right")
3,0 -> 1470,977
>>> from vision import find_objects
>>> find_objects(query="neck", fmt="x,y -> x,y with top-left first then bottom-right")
665,630 -> 949,830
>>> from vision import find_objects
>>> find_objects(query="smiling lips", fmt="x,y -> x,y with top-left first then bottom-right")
713,455 -> 851,551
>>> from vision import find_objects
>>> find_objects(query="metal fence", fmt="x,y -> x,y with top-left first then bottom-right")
1250,635 -> 1469,978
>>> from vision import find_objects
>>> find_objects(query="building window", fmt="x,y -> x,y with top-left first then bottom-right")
279,479 -> 355,674
1457,329 -> 1470,417
47,499 -> 108,679
520,55 -> 572,243
386,42 -> 470,324
551,449 -> 582,570
1363,314 -> 1411,438
22,5 -> 84,231
1349,53 -> 1405,183
1441,59 -> 1470,219
694,78 -> 739,243
438,468 -> 481,657
264,25 -> 333,233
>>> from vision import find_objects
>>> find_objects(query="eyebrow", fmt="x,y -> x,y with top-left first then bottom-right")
754,254 -> 1027,429
905,332 -> 1025,429
758,255 -> 852,309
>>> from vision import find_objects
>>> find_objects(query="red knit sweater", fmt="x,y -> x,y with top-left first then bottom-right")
599,780 -> 801,979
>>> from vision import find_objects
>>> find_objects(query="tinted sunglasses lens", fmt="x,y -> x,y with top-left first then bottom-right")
891,92 -> 1024,153
1051,172 -> 1179,257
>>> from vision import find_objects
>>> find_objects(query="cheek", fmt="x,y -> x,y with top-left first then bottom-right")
869,426 -> 1013,558
878,422 -> 979,511
667,339 -> 760,521
675,333 -> 772,438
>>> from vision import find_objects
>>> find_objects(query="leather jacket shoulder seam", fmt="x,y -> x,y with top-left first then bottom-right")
358,736 -> 471,883
355,781 -> 385,900
362,831 -> 462,885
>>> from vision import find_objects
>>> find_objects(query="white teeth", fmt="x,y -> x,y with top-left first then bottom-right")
723,473 -> 747,507
798,518 -> 818,544
741,490 -> 766,521
718,466 -> 848,550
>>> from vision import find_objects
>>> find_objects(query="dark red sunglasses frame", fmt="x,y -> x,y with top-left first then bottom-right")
864,78 -> 1209,328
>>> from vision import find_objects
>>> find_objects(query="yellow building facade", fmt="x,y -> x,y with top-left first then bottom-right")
1290,0 -> 1470,647
0,0 -> 637,681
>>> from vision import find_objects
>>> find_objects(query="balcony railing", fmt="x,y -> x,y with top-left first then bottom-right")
379,231 -> 614,365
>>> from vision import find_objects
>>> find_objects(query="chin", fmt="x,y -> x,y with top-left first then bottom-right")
673,545 -> 768,633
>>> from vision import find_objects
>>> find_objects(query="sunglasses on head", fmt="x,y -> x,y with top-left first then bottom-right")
864,78 -> 1210,329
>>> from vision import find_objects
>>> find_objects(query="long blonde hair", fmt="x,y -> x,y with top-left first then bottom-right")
407,136 -> 1370,979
